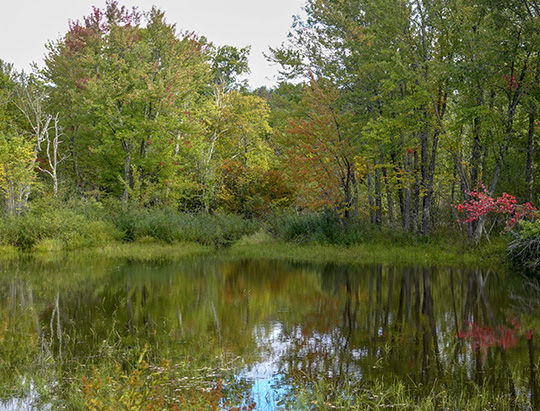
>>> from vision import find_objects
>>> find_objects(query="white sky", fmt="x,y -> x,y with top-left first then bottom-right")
0,0 -> 305,89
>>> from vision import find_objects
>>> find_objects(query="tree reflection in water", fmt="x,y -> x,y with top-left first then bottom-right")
0,258 -> 537,408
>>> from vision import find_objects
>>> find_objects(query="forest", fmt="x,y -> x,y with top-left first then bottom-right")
1,0 -> 540,266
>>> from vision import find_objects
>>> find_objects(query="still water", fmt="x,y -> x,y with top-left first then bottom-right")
0,255 -> 538,409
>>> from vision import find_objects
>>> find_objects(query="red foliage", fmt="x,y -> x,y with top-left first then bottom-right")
458,317 -> 535,360
279,79 -> 355,213
503,74 -> 520,91
452,185 -> 537,231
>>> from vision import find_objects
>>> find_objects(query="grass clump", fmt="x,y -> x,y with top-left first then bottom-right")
230,227 -> 507,269
507,219 -> 540,271
269,212 -> 368,246
108,207 -> 260,246
78,356 -> 256,411
285,375 -> 530,410
38,344 -> 255,411
0,197 -> 260,252
0,198 -> 118,251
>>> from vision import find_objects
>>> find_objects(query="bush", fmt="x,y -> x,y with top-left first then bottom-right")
0,195 -> 260,250
270,212 -> 367,246
507,219 -> 540,270
175,213 -> 260,246
0,198 -> 119,251
108,207 -> 260,246
0,213 -> 46,250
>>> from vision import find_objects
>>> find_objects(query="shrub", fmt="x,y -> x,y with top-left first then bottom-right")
108,207 -> 260,246
175,213 -> 260,246
0,213 -> 46,250
270,212 -> 367,246
0,197 -> 119,251
216,159 -> 294,217
507,219 -> 540,270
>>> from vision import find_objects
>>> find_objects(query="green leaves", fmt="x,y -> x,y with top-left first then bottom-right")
43,2 -> 212,203
0,132 -> 37,214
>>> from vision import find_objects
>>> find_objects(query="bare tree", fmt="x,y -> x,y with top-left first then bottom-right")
14,79 -> 67,196
37,114 -> 67,196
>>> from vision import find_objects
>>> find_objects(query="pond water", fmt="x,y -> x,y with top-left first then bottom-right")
0,255 -> 538,409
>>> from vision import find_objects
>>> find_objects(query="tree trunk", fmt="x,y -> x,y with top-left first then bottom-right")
526,104 -> 536,202
367,163 -> 376,225
122,141 -> 131,203
380,149 -> 394,229
375,159 -> 382,226
422,132 -> 439,235
412,150 -> 420,234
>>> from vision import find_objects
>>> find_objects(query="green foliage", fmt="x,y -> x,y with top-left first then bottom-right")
507,219 -> 540,271
0,194 -> 260,251
270,212 -> 368,246
108,206 -> 260,246
0,132 -> 37,215
43,2 -> 212,202
286,374 -> 530,410
0,197 -> 118,250
211,44 -> 251,90
174,213 -> 260,246
216,159 -> 294,217
1,0 -> 539,248
0,213 -> 44,250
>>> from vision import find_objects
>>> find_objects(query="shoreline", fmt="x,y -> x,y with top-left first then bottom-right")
0,233 -> 510,270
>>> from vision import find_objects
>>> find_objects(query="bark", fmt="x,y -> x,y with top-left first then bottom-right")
122,140 -> 131,203
470,115 -> 482,188
421,132 -> 439,235
375,158 -> 382,226
412,150 -> 420,234
367,163 -> 376,225
380,149 -> 394,229
526,104 -> 536,202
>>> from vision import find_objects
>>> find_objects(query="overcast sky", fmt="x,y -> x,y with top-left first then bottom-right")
0,0 -> 305,88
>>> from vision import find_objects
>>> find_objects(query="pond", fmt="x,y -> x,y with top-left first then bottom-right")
0,255 -> 538,409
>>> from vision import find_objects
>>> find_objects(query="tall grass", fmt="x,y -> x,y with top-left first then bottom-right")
507,219 -> 540,271
269,212 -> 369,246
285,374 -> 530,410
0,198 -> 260,251
109,207 -> 260,246
0,198 -> 118,250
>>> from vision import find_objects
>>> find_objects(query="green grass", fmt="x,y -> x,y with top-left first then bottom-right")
0,201 -> 511,269
0,230 -> 508,269
285,375 -> 529,410
94,240 -> 213,260
228,230 -> 509,269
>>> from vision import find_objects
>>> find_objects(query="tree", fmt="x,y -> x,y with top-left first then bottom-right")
270,0 -> 540,238
442,0 -> 540,240
0,132 -> 37,214
278,78 -> 359,218
13,77 -> 67,197
42,1 -> 212,204
192,87 -> 273,211
271,0 -> 449,231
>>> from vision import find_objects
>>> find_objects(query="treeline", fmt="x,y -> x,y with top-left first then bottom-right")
268,0 -> 540,242
0,2 -> 292,220
1,0 -> 540,250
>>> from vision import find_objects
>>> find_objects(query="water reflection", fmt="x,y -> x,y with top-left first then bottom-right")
0,257 -> 537,409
